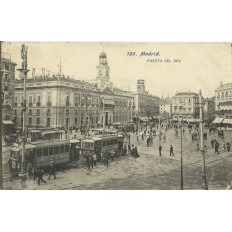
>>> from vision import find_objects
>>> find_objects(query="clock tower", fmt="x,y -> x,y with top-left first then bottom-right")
96,52 -> 110,81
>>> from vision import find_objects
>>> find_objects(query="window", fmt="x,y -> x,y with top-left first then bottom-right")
48,95 -> 51,103
54,146 -> 59,154
43,147 -> 48,156
75,117 -> 77,125
65,145 -> 70,153
5,64 -> 9,71
60,145 -> 64,153
36,117 -> 40,125
103,141 -> 106,146
37,148 -> 42,157
29,117 -> 32,125
49,147 -> 54,155
37,96 -> 41,102
29,96 -> 32,103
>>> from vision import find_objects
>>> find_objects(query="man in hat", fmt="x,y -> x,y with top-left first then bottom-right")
48,161 -> 56,180
37,168 -> 46,185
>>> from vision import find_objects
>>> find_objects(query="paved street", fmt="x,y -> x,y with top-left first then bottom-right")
2,127 -> 232,190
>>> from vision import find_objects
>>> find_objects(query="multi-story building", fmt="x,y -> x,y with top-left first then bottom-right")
172,91 -> 199,121
132,79 -> 160,123
14,52 -> 134,129
203,97 -> 215,123
160,97 -> 172,118
215,82 -> 232,118
1,53 -> 17,135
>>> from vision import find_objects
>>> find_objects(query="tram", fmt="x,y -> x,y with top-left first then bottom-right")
9,139 -> 76,172
81,134 -> 124,159
8,134 -> 124,172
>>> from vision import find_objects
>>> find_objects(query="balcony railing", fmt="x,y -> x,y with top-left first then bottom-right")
29,102 -> 33,107
36,102 -> 41,107
47,102 -> 51,106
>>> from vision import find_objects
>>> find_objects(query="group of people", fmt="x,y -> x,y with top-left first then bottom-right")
210,138 -> 231,154
26,161 -> 56,185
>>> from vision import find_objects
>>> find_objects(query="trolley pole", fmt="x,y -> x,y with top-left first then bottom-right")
17,44 -> 30,182
199,90 -> 208,190
180,117 -> 184,190
0,41 -> 3,190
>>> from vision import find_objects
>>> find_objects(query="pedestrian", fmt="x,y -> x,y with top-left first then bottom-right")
90,155 -> 94,169
170,145 -> 175,156
159,145 -> 162,156
93,153 -> 97,166
226,142 -> 230,152
27,163 -> 33,179
131,144 -> 135,156
215,142 -> 220,154
147,137 -> 150,147
211,138 -> 214,148
32,166 -> 37,183
104,153 -> 109,167
134,146 -> 140,158
110,149 -> 115,161
196,141 -> 200,151
128,134 -> 131,144
101,151 -> 105,164
37,168 -> 46,185
163,134 -> 166,142
86,156 -> 91,170
123,145 -> 127,156
48,161 -> 56,180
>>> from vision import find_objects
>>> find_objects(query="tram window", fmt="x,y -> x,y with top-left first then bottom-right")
43,147 -> 48,156
37,148 -> 42,157
65,145 -> 69,152
54,146 -> 59,154
116,139 -> 118,144
111,140 -> 113,145
103,141 -> 106,146
60,145 -> 64,153
49,147 -> 54,155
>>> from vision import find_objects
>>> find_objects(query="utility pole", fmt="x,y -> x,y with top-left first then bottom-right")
199,90 -> 208,190
17,44 -> 30,183
0,41 -> 3,190
180,117 -> 184,190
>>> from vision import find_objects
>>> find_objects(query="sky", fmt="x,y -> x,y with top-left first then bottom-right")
2,42 -> 232,98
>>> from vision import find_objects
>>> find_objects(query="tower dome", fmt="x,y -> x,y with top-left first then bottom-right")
99,52 -> 107,58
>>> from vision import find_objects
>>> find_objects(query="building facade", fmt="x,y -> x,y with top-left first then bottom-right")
1,53 -> 17,121
160,97 -> 172,118
172,91 -> 199,121
132,79 -> 160,122
215,82 -> 232,118
14,52 -> 134,129
203,97 -> 215,123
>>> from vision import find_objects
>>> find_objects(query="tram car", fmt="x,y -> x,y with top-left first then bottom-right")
9,139 -> 80,172
81,134 -> 124,159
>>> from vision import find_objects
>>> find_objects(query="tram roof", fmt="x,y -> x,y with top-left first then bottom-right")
29,139 -> 69,146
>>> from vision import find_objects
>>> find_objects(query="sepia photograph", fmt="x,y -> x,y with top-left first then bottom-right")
1,42 -> 232,190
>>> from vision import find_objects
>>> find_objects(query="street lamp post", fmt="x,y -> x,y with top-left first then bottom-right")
180,117 -> 184,190
199,90 -> 208,190
17,44 -> 30,182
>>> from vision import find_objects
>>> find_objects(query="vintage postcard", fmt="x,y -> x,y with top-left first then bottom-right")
1,42 -> 232,190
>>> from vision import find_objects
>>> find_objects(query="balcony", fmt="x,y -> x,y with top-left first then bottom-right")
36,102 -> 41,107
47,102 -> 51,106
29,102 -> 33,107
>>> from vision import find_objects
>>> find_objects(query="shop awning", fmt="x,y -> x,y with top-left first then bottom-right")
222,119 -> 232,124
102,99 -> 115,106
2,120 -> 14,125
212,118 -> 224,124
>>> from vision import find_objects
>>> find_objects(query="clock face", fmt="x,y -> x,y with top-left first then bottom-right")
98,70 -> 102,76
